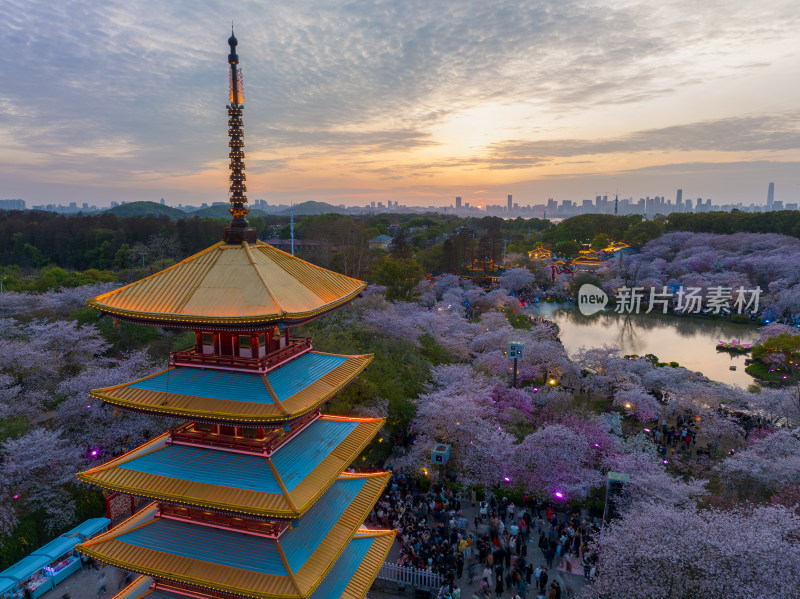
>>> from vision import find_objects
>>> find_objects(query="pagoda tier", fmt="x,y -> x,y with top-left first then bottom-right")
77,474 -> 392,599
78,414 -> 384,518
89,352 -> 372,423
113,528 -> 394,599
87,241 -> 366,329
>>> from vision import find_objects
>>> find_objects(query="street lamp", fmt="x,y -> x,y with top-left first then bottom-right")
508,341 -> 525,388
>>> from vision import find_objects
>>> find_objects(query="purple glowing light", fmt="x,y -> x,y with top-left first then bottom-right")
594,443 -> 600,448
643,428 -> 651,432
90,450 -> 98,457
532,387 -> 539,392
554,491 -> 564,499
13,494 -> 19,499
663,459 -> 668,464
503,476 -> 510,482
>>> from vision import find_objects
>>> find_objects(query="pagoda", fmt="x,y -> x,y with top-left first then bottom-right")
75,32 -> 394,599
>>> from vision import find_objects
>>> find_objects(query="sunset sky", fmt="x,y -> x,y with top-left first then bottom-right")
2,0 -> 799,209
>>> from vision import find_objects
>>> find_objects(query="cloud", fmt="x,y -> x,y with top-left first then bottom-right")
486,112 -> 800,166
1,0 -> 800,205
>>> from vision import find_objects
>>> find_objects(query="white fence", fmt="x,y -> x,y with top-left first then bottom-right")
377,562 -> 442,590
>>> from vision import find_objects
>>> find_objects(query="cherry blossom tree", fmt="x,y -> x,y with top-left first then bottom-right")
498,268 -> 535,292
1,427 -> 83,533
55,348 -> 171,454
509,424 -> 606,499
613,381 -> 662,421
602,447 -> 707,509
583,503 -> 800,599
0,284 -> 116,319
394,364 -> 513,486
716,428 -> 800,499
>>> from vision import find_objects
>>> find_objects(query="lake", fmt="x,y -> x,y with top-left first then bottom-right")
527,303 -> 760,387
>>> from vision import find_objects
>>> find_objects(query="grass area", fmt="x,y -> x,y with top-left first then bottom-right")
0,416 -> 30,442
745,361 -> 790,383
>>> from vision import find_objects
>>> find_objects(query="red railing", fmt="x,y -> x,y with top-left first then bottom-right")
168,411 -> 319,455
170,337 -> 312,372
158,504 -> 289,537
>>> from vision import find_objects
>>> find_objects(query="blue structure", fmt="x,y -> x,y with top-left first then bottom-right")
0,517 -> 110,598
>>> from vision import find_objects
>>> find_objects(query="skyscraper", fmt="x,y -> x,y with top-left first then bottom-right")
676,189 -> 683,208
767,182 -> 775,209
507,194 -> 513,212
456,196 -> 462,210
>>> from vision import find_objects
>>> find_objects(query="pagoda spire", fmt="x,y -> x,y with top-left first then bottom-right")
223,29 -> 257,243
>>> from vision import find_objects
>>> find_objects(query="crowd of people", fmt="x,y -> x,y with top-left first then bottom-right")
367,474 -> 600,598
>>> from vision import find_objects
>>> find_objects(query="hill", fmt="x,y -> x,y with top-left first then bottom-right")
187,205 -> 269,219
106,201 -> 188,220
277,201 -> 345,216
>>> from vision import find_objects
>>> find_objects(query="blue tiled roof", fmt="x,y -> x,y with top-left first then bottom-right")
309,536 -> 373,599
273,419 -> 358,491
130,368 -> 274,403
267,353 -> 347,401
280,477 -> 366,572
117,517 -> 286,576
118,444 -> 284,494
127,352 -> 348,403
113,419 -> 358,495
111,477 -> 367,578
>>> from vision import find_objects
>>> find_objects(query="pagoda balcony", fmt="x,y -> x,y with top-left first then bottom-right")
156,504 -> 290,538
169,336 -> 312,373
167,410 -> 319,456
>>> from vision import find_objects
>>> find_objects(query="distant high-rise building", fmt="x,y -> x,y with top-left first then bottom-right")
0,199 -> 25,210
507,195 -> 512,212
767,182 -> 775,209
455,196 -> 462,210
676,189 -> 683,207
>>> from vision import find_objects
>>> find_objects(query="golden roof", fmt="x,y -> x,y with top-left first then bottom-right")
88,241 -> 366,326
89,353 -> 373,424
601,241 -> 630,252
112,532 -> 393,599
78,473 -> 391,599
77,415 -> 384,518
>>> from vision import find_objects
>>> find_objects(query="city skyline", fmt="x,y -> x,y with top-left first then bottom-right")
2,1 -> 799,208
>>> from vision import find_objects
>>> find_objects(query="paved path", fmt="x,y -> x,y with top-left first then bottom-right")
37,563 -> 129,599
371,497 -> 588,599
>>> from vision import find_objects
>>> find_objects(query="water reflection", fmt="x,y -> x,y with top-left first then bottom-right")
528,303 -> 759,387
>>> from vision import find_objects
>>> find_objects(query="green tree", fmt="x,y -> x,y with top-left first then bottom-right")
371,256 -> 424,301
590,233 -> 610,251
554,240 -> 581,258
624,220 -> 664,246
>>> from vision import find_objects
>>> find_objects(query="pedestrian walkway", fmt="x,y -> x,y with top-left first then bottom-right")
371,495 -> 588,598
36,563 -> 128,599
